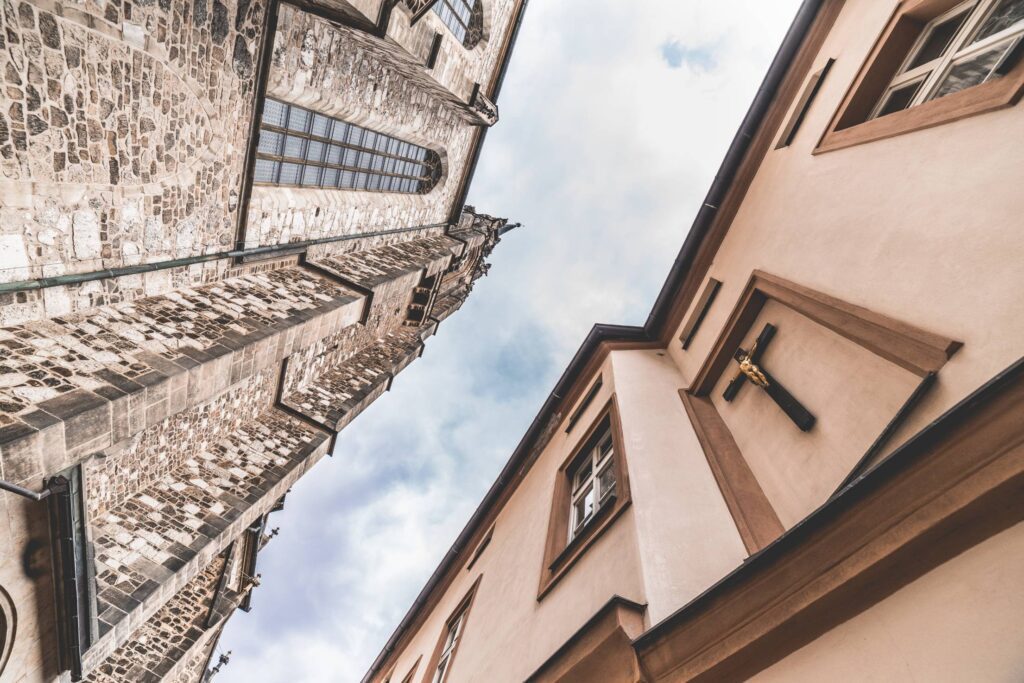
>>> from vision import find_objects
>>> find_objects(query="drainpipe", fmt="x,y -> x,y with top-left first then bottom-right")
0,478 -> 62,501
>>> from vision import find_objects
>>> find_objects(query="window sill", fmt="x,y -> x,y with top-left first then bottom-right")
537,496 -> 631,601
816,56 -> 1024,154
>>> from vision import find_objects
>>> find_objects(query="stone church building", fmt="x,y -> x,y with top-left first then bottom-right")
364,0 -> 1024,682
0,0 -> 527,681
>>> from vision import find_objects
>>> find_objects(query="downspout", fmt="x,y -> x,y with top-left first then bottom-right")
0,478 -> 60,501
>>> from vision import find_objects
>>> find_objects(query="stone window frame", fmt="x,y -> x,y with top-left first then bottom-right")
816,0 -> 1024,153
680,270 -> 962,554
254,98 -> 442,194
431,0 -> 485,49
538,397 -> 632,600
422,576 -> 482,683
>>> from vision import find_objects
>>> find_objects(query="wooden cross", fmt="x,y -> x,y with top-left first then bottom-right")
723,323 -> 816,432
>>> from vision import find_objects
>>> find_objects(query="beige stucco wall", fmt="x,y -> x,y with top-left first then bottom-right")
669,0 -> 1024,459
709,301 -> 921,528
383,356 -> 648,683
609,349 -> 746,624
752,520 -> 1024,682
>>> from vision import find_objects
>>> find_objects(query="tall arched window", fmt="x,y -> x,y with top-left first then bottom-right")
433,0 -> 484,49
254,99 -> 442,194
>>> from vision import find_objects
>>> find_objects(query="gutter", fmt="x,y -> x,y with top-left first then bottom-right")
642,0 -> 827,335
362,0 -> 827,679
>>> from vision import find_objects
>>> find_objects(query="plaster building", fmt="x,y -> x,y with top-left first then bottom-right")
366,0 -> 1024,681
0,0 -> 527,681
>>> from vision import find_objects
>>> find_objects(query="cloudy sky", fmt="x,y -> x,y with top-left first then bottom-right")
218,1 -> 801,680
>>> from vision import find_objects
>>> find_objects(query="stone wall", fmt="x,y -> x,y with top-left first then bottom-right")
84,554 -> 227,683
0,0 -> 267,283
244,5 -> 480,248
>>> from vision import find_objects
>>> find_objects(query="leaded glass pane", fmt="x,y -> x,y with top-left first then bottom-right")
332,122 -> 349,142
287,106 -> 311,133
253,158 -> 279,183
341,170 -> 356,188
321,167 -> 339,188
371,155 -> 385,172
974,0 -> 1024,42
311,113 -> 332,138
257,130 -> 283,155
363,130 -> 378,149
301,164 -> 321,186
262,98 -> 288,127
279,162 -> 302,185
283,135 -> 306,160
306,140 -> 326,163
326,145 -> 343,165
346,125 -> 364,146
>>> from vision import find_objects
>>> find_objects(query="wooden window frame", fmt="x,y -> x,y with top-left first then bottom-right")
538,398 -> 632,600
816,0 -> 1024,154
565,375 -> 603,433
422,576 -> 482,683
464,523 -> 494,571
399,656 -> 421,683
682,270 -> 961,553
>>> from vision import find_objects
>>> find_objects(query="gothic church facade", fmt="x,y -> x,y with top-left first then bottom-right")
0,0 -> 527,681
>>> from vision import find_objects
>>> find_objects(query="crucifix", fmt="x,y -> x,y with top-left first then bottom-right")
723,323 -> 816,432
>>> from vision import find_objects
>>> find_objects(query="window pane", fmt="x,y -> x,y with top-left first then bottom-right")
346,125 -> 364,146
907,10 -> 970,70
973,0 -> 1024,42
357,152 -> 373,170
332,122 -> 349,142
363,130 -> 378,149
322,167 -> 339,187
572,460 -> 591,492
342,148 -> 360,168
306,140 -> 326,163
253,158 -> 279,183
375,135 -> 391,152
876,79 -> 925,117
932,41 -> 1010,99
301,165 -> 321,187
257,130 -> 283,155
262,98 -> 288,127
573,486 -> 594,530
598,462 -> 615,501
287,106 -> 311,132
279,162 -> 302,185
371,155 -> 385,172
311,113 -> 332,138
326,145 -> 343,165
355,172 -> 369,189
384,158 -> 398,174
283,135 -> 306,160
341,170 -> 356,188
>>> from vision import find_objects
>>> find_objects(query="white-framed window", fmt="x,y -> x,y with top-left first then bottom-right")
871,0 -> 1024,119
432,609 -> 466,683
567,423 -> 616,543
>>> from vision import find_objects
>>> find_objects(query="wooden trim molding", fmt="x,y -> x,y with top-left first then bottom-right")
538,397 -> 632,600
678,279 -> 722,350
682,270 -> 961,553
635,357 -> 1024,682
526,596 -> 647,683
421,576 -> 482,683
399,656 -> 421,683
816,0 -> 1024,154
679,392 -> 783,553
777,58 -> 835,149
690,270 -> 961,395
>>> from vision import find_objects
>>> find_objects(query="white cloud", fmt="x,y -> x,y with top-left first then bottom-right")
218,2 -> 801,681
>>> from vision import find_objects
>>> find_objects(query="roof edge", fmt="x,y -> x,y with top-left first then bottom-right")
362,1 -> 829,679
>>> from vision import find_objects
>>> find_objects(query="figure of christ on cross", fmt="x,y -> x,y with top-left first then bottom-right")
723,323 -> 816,432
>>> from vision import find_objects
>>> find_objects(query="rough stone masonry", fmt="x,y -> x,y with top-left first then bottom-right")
0,0 -> 526,680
